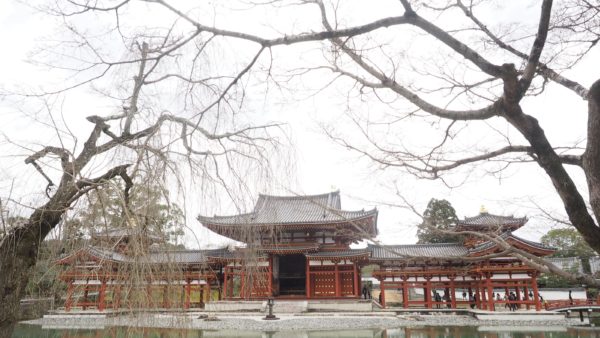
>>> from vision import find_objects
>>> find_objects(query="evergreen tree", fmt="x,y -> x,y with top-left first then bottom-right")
76,180 -> 185,246
417,198 -> 460,244
541,227 -> 595,258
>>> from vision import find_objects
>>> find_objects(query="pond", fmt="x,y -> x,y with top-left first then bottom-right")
11,324 -> 600,338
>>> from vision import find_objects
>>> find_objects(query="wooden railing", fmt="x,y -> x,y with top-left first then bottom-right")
544,299 -> 600,310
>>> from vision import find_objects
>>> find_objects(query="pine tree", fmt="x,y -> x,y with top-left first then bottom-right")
417,199 -> 460,244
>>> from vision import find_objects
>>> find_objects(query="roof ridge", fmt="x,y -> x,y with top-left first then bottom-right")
342,207 -> 377,213
149,249 -> 205,253
197,211 -> 255,220
370,242 -> 464,247
253,194 -> 268,214
257,190 -> 340,200
462,213 -> 527,220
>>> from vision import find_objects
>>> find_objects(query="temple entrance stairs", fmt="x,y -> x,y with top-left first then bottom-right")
273,300 -> 308,313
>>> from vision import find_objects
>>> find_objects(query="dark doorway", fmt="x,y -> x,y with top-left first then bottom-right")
278,254 -> 306,296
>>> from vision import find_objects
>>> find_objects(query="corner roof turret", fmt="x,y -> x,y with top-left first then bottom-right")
455,210 -> 527,232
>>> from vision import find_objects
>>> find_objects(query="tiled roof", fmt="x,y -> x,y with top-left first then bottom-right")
146,249 -> 225,264
368,243 -> 468,260
368,232 -> 553,261
86,247 -> 130,262
257,243 -> 320,253
74,246 -> 231,264
305,249 -> 371,259
457,212 -> 527,228
468,232 -> 555,254
197,191 -> 377,226
205,249 -> 268,261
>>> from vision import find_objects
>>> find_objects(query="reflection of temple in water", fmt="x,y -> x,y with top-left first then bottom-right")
58,191 -> 554,312
18,325 -> 600,338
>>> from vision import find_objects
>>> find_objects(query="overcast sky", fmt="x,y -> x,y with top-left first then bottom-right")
1,0 -> 598,249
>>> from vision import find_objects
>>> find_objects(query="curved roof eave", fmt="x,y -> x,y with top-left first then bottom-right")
468,233 -> 555,256
198,209 -> 378,227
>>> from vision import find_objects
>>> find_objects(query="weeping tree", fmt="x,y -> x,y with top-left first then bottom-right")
0,6 -> 288,335
0,3 -> 406,332
0,63 -> 278,335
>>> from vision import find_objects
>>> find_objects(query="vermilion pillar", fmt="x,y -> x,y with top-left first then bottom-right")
474,281 -> 482,309
524,284 -> 530,310
425,279 -> 432,309
184,280 -> 191,309
402,281 -> 409,309
98,279 -> 107,311
223,267 -> 229,299
532,274 -> 541,311
269,256 -> 274,297
353,262 -> 359,298
485,274 -> 494,311
481,279 -> 488,310
305,259 -> 311,298
65,281 -> 74,312
162,285 -> 169,308
380,278 -> 386,308
515,285 -> 521,310
334,262 -> 341,297
240,268 -> 245,298
146,286 -> 152,308
449,277 -> 456,309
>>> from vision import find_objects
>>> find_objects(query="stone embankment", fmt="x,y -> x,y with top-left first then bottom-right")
29,312 -> 585,331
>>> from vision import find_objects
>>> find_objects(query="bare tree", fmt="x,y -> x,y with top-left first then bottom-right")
170,0 -> 600,285
304,1 -> 600,251
307,0 -> 600,288
216,0 -> 600,288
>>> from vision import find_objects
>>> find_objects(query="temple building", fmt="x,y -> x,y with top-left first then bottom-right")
57,191 -> 554,311
56,228 -> 225,311
197,192 -> 378,299
371,211 -> 554,310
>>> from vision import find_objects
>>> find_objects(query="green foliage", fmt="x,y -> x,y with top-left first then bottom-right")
541,227 -> 596,258
360,264 -> 379,278
538,228 -> 596,287
76,180 -> 185,245
539,262 -> 582,288
417,198 -> 461,244
25,239 -> 66,299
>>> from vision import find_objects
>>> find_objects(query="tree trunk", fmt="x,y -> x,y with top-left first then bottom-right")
501,79 -> 600,254
583,79 -> 600,228
0,190 -> 74,337
0,228 -> 43,338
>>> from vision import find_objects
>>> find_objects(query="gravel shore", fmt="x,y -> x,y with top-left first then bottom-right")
27,313 -> 586,331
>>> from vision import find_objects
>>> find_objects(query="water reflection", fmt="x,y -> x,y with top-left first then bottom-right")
12,324 -> 600,338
